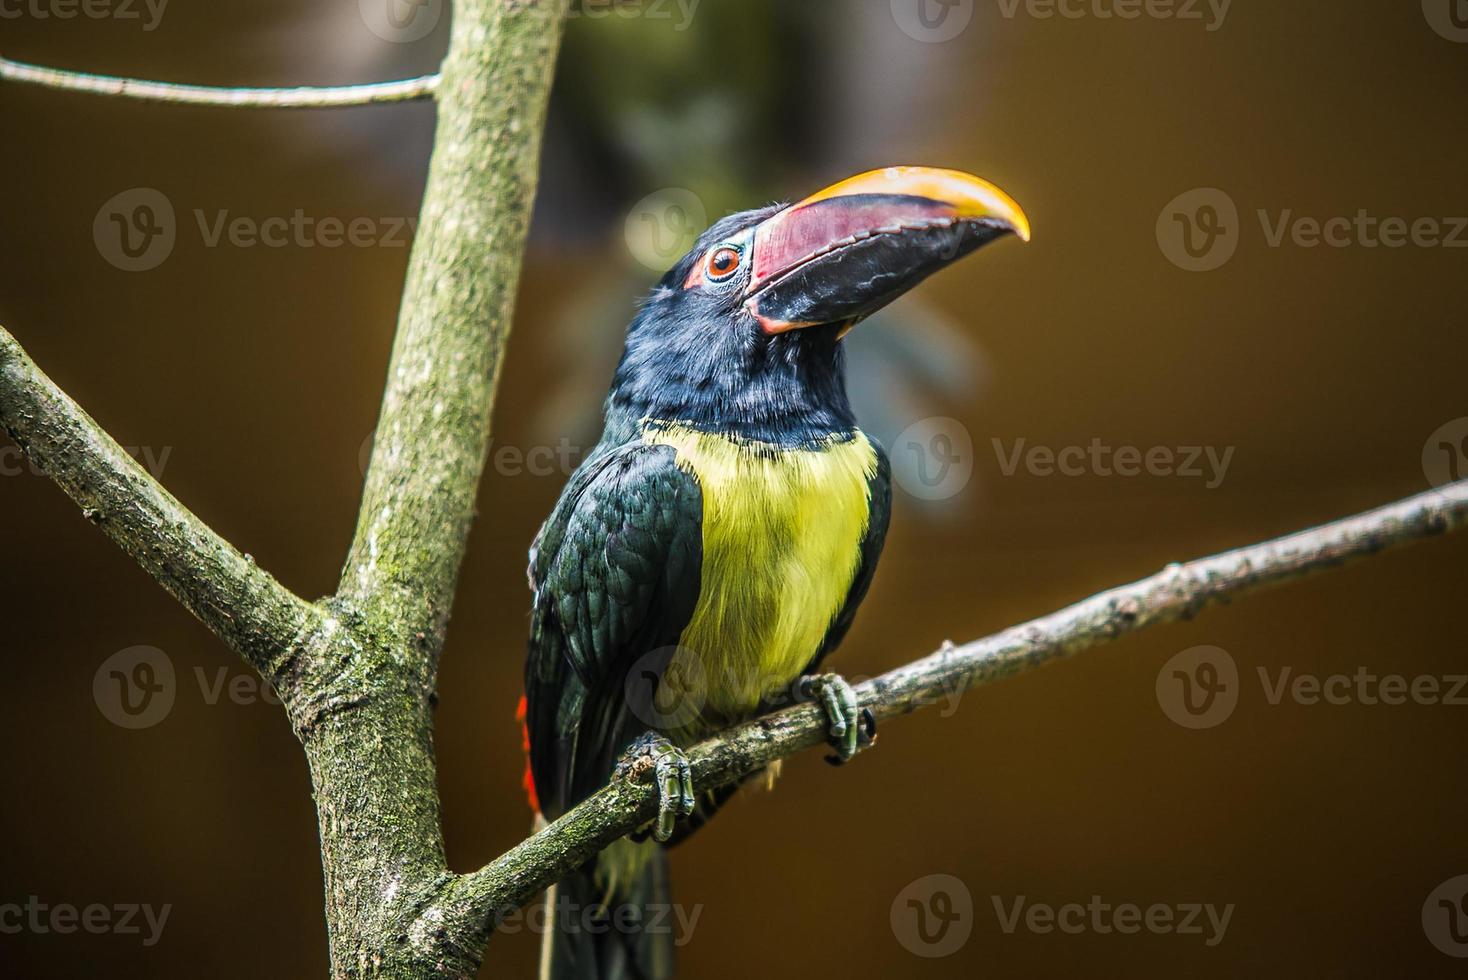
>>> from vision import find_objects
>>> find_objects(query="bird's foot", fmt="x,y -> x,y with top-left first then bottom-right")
616,732 -> 695,843
799,673 -> 877,766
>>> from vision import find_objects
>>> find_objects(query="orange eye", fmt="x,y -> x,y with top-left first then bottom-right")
706,246 -> 741,281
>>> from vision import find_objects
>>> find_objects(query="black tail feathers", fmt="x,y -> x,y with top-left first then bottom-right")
540,844 -> 675,980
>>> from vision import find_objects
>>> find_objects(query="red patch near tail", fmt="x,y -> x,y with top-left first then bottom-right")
516,693 -> 540,815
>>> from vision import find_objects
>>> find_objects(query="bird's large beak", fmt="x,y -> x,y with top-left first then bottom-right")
743,166 -> 1030,335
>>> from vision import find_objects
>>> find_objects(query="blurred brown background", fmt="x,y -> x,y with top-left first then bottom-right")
2,0 -> 1466,976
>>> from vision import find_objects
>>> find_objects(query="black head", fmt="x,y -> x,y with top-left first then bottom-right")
607,167 -> 1030,446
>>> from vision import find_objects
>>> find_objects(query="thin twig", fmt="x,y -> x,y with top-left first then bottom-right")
0,325 -> 321,674
0,56 -> 439,108
433,479 -> 1468,936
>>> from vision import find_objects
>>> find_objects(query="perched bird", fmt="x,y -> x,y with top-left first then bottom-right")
522,167 -> 1029,979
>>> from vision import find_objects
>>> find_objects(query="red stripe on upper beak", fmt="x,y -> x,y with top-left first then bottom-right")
748,197 -> 957,293
748,166 -> 1030,297
742,166 -> 1030,335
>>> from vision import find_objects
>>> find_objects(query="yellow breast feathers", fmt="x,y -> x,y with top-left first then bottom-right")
641,422 -> 878,738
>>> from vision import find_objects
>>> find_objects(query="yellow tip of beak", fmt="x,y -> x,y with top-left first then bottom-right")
794,166 -> 1031,244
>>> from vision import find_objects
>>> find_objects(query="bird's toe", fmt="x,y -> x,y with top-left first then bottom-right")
801,673 -> 870,765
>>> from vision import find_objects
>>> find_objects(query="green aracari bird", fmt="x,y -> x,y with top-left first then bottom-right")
522,166 -> 1029,979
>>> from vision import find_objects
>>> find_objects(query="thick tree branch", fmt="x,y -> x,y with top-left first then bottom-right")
0,325 -> 320,676
273,2 -> 567,976
434,479 -> 1468,940
0,55 -> 439,108
340,1 -> 564,655
4,2 -> 566,975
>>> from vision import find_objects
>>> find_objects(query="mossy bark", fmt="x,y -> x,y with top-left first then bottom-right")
301,1 -> 567,975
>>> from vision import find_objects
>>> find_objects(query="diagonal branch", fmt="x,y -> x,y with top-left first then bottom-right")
431,479 -> 1468,940
0,55 -> 439,108
339,0 -> 565,655
0,326 -> 321,676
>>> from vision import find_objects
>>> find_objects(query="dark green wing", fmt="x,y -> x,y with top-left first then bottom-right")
524,442 -> 704,818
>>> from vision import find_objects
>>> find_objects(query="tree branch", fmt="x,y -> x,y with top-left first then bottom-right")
260,2 -> 568,975
339,1 -> 564,654
434,479 -> 1468,938
4,1 -> 566,974
0,55 -> 439,108
0,325 -> 321,677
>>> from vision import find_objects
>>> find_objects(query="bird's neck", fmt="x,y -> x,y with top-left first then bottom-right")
606,345 -> 857,448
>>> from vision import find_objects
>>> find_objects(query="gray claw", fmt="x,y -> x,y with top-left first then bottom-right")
802,673 -> 867,764
621,733 -> 695,843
